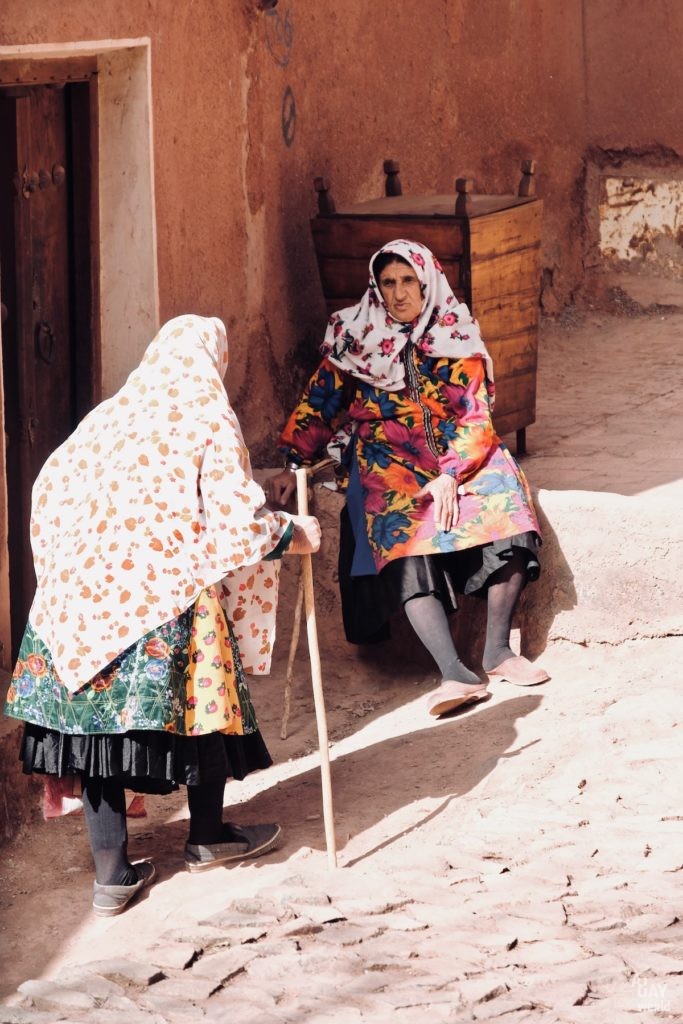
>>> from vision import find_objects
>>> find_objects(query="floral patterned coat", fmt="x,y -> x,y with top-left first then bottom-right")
279,347 -> 540,573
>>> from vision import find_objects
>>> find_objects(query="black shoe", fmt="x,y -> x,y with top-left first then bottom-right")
184,823 -> 282,873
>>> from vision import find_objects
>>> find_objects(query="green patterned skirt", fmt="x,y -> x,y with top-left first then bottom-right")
4,597 -> 272,790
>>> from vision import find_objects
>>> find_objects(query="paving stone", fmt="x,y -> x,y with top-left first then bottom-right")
622,910 -> 682,935
518,976 -> 601,1012
503,917 -> 571,942
0,1009 -> 66,1024
433,927 -> 521,954
331,896 -> 415,917
16,980 -> 97,1012
607,943 -> 683,977
370,984 -> 464,1009
350,955 -> 429,983
501,901 -> 572,928
141,973 -> 217,1003
148,941 -> 200,971
158,925 -> 231,950
224,897 -> 284,917
518,951 -> 629,986
357,910 -> 429,933
648,919 -> 683,942
400,951 -> 490,982
213,975 -> 289,1004
284,903 -> 347,926
273,917 -> 324,939
405,902 -> 475,928
506,938 -> 592,968
445,872 -> 485,891
205,905 -> 294,930
80,957 -> 165,988
136,989 -> 208,1022
256,878 -> 334,907
304,922 -> 381,947
549,1003 -> 675,1024
471,996 -> 542,1019
230,937 -> 297,959
570,913 -> 627,932
80,1008 -> 168,1024
52,969 -> 127,1002
194,910 -> 271,940
454,977 -> 512,1005
389,1004 -> 455,1023
136,986 -> 212,1019
351,922 -> 432,952
278,889 -> 333,907
188,944 -> 257,981
242,950 -> 304,982
299,953 -> 368,979
197,997 -> 281,1024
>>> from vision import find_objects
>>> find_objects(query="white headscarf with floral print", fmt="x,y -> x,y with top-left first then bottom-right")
321,238 -> 494,393
28,314 -> 292,692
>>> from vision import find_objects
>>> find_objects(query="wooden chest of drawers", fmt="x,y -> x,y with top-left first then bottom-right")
309,177 -> 543,453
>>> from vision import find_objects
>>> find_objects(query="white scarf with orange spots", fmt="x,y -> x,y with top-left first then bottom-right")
28,314 -> 292,692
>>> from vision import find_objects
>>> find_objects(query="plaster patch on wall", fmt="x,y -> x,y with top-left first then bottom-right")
599,176 -> 683,274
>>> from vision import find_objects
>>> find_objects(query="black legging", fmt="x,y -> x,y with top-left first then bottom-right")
403,548 -> 526,684
82,776 -> 137,886
82,775 -> 237,884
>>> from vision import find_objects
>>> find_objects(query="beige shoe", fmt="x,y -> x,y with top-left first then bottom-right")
487,655 -> 550,687
426,681 -> 489,717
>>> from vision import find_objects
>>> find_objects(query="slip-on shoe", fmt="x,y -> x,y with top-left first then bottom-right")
92,860 -> 156,917
487,655 -> 550,686
184,823 -> 282,873
426,681 -> 489,717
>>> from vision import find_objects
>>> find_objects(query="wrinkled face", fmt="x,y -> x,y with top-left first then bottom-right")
377,260 -> 423,323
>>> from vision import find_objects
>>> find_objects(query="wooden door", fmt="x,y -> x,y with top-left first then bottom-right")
0,62 -> 99,659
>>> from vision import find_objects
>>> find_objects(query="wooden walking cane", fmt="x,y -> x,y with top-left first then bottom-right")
295,465 -> 338,868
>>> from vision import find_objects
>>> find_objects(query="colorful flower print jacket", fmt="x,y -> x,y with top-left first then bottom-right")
279,347 -> 540,572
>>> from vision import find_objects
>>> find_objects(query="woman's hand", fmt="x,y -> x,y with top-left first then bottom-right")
286,514 -> 322,555
416,474 -> 459,532
265,469 -> 297,509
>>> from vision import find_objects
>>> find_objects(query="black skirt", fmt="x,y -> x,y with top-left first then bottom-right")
339,504 -> 541,645
19,723 -> 272,792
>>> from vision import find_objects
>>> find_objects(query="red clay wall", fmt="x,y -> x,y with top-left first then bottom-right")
1,1 -> 679,453
584,1 -> 683,149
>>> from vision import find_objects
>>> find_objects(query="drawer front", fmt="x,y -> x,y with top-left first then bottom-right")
311,216 -> 466,259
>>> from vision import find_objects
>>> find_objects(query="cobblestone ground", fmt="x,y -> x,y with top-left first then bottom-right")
2,639 -> 682,1024
2,834 -> 682,1023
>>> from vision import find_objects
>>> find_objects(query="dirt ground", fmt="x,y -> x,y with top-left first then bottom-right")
0,304 -> 682,1022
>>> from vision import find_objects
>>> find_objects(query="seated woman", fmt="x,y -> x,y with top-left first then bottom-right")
5,314 -> 320,916
266,239 -> 548,717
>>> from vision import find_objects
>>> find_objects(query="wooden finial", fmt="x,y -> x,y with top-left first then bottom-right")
455,177 -> 473,216
383,159 -> 402,196
313,176 -> 336,215
518,159 -> 537,197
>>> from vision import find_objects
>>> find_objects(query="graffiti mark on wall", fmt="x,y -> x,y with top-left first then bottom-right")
263,5 -> 296,147
265,7 -> 293,68
281,86 -> 296,147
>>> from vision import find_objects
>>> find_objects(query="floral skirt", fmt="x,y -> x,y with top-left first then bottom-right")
5,586 -> 272,788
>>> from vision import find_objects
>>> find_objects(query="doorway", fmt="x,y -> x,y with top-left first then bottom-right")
0,57 -> 100,660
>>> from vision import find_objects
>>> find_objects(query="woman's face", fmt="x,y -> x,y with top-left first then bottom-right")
377,260 -> 423,323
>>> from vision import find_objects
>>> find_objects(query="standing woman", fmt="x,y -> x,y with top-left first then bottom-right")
4,314 -> 320,915
267,239 -> 548,717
